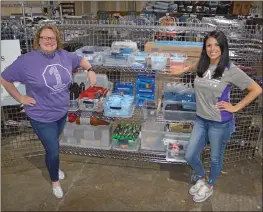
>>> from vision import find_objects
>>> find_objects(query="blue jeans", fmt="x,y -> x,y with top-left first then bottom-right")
185,115 -> 235,185
30,114 -> 67,182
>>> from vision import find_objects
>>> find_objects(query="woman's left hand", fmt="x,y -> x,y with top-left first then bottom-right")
216,101 -> 238,113
87,70 -> 96,87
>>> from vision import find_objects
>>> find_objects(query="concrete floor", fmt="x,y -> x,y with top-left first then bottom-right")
1,154 -> 262,211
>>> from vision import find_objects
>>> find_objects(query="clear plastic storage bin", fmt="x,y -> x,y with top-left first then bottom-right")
142,100 -> 157,120
163,100 -> 196,121
74,73 -> 110,89
75,46 -> 110,65
163,132 -> 191,146
169,53 -> 187,71
69,100 -> 79,112
164,110 -> 196,121
112,137 -> 140,152
104,94 -> 135,118
77,74 -> 113,112
165,139 -> 188,163
136,93 -> 155,107
140,121 -> 166,152
61,123 -> 78,144
163,100 -> 196,111
61,123 -> 112,149
111,40 -> 138,52
150,53 -> 168,71
128,52 -> 149,69
103,52 -> 129,67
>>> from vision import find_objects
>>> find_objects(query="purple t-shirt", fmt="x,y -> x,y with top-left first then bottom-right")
1,50 -> 83,123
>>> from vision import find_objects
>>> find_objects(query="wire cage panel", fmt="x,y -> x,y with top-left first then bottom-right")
1,19 -> 262,167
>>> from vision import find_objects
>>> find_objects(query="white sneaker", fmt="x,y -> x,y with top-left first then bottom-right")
59,169 -> 65,180
193,184 -> 213,203
52,186 -> 64,199
189,179 -> 205,195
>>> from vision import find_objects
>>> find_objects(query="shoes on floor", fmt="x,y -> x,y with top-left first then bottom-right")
189,179 -> 205,196
52,186 -> 64,199
193,184 -> 213,203
59,169 -> 65,180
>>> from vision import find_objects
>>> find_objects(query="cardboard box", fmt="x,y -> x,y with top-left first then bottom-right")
232,2 -> 242,15
241,2 -> 252,15
232,1 -> 252,15
144,41 -> 203,57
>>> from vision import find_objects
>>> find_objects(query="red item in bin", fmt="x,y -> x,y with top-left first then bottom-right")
68,113 -> 77,123
78,86 -> 108,100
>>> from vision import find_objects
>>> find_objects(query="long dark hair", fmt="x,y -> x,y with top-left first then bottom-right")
197,30 -> 229,79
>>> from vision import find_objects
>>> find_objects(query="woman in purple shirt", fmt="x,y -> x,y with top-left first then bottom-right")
1,25 -> 96,198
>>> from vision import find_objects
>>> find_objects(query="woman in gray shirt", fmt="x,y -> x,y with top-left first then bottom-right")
173,30 -> 262,203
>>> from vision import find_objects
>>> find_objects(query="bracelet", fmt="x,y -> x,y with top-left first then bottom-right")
87,67 -> 93,72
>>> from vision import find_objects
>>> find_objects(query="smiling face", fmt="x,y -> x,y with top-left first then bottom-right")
206,37 -> 222,65
39,28 -> 57,53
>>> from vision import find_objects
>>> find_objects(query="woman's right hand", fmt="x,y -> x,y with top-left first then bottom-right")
170,63 -> 197,75
183,63 -> 197,72
19,95 -> 36,106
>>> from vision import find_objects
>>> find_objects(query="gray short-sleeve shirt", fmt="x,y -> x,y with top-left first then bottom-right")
194,62 -> 254,122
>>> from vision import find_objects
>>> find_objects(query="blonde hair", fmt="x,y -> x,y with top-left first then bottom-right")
33,25 -> 63,50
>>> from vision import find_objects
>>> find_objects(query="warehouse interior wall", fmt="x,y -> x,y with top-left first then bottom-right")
1,1 -> 261,16
1,1 -> 147,16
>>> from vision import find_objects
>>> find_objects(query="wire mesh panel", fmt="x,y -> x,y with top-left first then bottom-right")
1,19 -> 262,167
1,106 -> 43,167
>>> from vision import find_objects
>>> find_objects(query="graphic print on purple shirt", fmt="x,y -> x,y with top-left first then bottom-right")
42,64 -> 72,94
1,50 -> 83,123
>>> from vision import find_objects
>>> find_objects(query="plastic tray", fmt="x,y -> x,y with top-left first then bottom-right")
104,95 -> 135,118
140,121 -> 166,152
